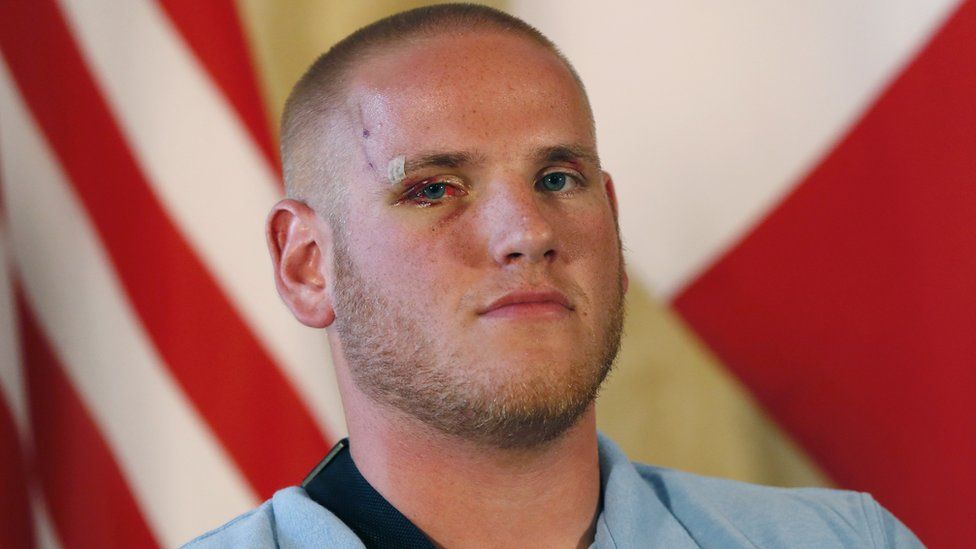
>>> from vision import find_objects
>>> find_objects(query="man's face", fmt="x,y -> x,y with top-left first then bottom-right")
328,31 -> 626,448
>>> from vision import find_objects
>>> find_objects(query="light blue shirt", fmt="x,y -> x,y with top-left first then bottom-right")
184,434 -> 922,547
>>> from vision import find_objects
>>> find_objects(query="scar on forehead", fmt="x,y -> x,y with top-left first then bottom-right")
355,102 -> 381,173
359,136 -> 378,172
361,129 -> 374,168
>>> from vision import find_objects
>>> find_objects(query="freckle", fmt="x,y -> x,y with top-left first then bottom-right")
368,162 -> 374,169
362,129 -> 370,138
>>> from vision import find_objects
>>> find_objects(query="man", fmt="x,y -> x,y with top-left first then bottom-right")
186,4 -> 920,548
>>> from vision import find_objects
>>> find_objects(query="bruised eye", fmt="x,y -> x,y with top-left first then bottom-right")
537,172 -> 579,193
401,178 -> 467,206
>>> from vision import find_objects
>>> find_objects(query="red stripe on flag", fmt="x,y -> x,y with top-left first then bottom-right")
673,3 -> 976,547
156,0 -> 279,174
0,0 -> 329,498
0,391 -> 35,549
18,294 -> 159,548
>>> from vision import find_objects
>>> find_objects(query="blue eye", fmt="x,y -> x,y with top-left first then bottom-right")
539,172 -> 569,192
421,183 -> 447,200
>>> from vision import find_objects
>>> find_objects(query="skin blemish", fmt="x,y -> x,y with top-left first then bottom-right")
363,129 -> 370,138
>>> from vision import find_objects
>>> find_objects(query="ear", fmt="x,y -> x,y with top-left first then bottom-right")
602,170 -> 620,220
266,199 -> 336,328
602,171 -> 629,294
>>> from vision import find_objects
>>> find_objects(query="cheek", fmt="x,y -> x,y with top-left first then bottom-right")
354,220 -> 466,287
344,194 -> 480,284
421,203 -> 484,269
564,212 -> 624,304
562,208 -> 621,265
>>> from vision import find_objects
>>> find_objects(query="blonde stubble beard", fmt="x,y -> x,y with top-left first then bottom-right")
330,232 -> 626,450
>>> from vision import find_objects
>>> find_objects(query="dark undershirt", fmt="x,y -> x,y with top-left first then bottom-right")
302,439 -> 435,549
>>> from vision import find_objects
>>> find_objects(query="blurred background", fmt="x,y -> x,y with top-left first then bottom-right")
1,1 -> 973,547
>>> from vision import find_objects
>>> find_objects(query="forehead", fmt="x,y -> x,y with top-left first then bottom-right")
343,32 -> 594,158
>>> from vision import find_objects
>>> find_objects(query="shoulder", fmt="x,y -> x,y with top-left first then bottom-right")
180,498 -> 278,548
636,464 -> 922,547
180,487 -> 365,549
595,433 -> 920,547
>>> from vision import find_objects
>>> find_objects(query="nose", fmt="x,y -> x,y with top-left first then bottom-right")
485,184 -> 557,266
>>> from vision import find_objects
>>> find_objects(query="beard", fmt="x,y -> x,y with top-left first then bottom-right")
331,235 -> 626,450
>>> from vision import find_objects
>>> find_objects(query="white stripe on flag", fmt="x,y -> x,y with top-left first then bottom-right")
56,0 -> 346,438
0,58 -> 258,547
514,0 -> 961,298
30,488 -> 63,549
0,216 -> 27,436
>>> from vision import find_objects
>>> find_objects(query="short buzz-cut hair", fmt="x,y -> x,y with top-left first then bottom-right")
280,3 -> 589,224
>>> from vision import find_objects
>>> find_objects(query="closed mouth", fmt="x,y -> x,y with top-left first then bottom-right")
480,290 -> 574,317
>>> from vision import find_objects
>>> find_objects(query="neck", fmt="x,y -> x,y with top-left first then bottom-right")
333,352 -> 602,548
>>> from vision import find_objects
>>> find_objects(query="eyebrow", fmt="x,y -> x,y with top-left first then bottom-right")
402,151 -> 477,176
535,144 -> 600,167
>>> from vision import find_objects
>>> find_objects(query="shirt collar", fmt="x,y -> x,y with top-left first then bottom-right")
302,439 -> 434,549
593,433 -> 698,548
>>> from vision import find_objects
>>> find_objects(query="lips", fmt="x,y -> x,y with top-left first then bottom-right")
480,290 -> 574,318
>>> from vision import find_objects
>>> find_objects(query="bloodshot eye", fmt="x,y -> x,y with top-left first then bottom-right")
399,178 -> 467,206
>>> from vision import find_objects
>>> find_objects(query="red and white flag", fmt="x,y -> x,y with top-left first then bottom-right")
517,1 -> 975,546
2,1 -> 973,547
1,1 -> 343,546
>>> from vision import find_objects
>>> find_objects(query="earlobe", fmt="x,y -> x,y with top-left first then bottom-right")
266,199 -> 336,328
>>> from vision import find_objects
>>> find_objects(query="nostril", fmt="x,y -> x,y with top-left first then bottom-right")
544,249 -> 556,260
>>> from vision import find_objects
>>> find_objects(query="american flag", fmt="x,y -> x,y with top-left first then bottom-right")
0,1 -> 342,546
1,1 -> 973,547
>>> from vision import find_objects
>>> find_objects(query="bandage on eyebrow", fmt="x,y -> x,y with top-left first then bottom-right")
387,155 -> 406,185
